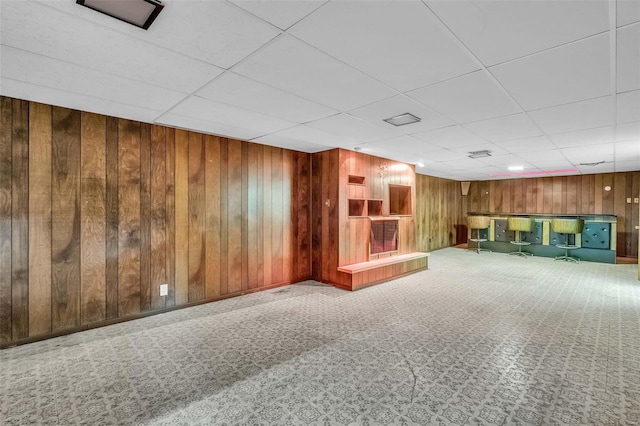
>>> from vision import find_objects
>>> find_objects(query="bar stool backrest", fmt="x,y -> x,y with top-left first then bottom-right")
467,216 -> 490,229
508,217 -> 535,232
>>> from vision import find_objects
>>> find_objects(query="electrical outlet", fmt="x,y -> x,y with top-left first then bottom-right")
627,198 -> 632,204
635,198 -> 639,204
159,284 -> 168,296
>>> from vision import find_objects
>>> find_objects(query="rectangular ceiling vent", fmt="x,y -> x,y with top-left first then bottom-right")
383,113 -> 421,127
468,150 -> 492,159
76,0 -> 164,30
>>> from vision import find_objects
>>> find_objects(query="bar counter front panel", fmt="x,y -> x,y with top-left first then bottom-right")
468,213 -> 617,263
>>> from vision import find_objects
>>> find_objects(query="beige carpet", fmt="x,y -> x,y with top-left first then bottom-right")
1,248 -> 639,425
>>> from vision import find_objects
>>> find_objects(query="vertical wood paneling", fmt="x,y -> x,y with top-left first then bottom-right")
282,149 -> 293,283
139,124 -> 151,312
247,143 -> 259,289
80,112 -> 106,325
227,139 -> 243,293
205,135 -> 220,298
219,139 -> 229,296
12,100 -> 29,339
28,103 -> 52,336
105,117 -> 119,319
188,132 -> 205,302
117,120 -> 141,317
0,98 -> 13,343
271,147 -> 284,284
262,145 -> 272,288
0,97 -> 321,345
150,125 -> 166,311
164,128 -> 176,307
241,143 -> 249,291
51,107 -> 81,331
174,130 -> 189,305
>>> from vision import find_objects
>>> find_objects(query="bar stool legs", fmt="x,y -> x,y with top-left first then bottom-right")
467,216 -> 492,254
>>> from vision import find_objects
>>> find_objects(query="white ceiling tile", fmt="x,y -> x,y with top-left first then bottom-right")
618,0 -> 640,26
617,24 -> 640,93
427,0 -> 609,66
615,121 -> 640,141
165,96 -> 296,135
0,78 -> 162,123
156,113 -> 264,141
265,125 -> 355,148
232,35 -> 396,111
491,34 -> 611,111
549,126 -> 615,148
463,113 -> 542,142
1,45 -> 186,111
348,96 -> 454,134
196,72 -> 336,123
408,71 -> 520,123
577,163 -> 616,174
229,0 -> 327,30
496,136 -> 557,153
560,143 -> 615,164
411,125 -> 488,148
521,149 -> 570,164
615,140 -> 640,162
617,90 -> 640,124
615,160 -> 640,172
289,1 -> 479,91
252,134 -> 330,153
34,0 -> 280,69
529,96 -> 614,134
470,151 -> 529,166
305,114 -> 399,143
1,1 -> 223,94
370,135 -> 441,155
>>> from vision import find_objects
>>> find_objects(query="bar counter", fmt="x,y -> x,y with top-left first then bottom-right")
467,212 -> 617,263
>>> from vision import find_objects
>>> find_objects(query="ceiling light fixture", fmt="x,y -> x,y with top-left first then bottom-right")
508,165 -> 524,171
468,150 -> 491,159
383,113 -> 421,127
416,162 -> 425,168
579,161 -> 605,166
76,0 -> 164,30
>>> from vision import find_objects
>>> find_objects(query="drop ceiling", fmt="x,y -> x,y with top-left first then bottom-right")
1,0 -> 639,180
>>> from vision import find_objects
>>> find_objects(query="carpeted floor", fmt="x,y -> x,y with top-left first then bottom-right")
1,248 -> 640,425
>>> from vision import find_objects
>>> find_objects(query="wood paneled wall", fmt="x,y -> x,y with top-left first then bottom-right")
311,149 -> 417,286
415,174 -> 467,252
466,173 -> 640,258
0,97 -> 311,347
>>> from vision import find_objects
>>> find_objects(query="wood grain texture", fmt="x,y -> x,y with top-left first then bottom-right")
80,112 -> 106,325
11,100 -> 29,339
188,132 -> 205,302
0,96 -> 315,346
150,125 -> 166,311
117,120 -> 141,317
466,173 -> 640,257
227,139 -> 243,293
51,107 -> 81,331
174,130 -> 189,305
105,117 -> 119,319
0,98 -> 12,344
139,123 -> 151,312
165,128 -> 176,307
28,103 -> 52,336
205,135 -> 220,298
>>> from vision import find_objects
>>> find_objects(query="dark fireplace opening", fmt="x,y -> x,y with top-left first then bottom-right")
370,220 -> 398,255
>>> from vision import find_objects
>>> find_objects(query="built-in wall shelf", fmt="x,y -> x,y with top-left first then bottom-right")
348,175 -> 366,185
389,184 -> 411,215
367,199 -> 383,216
348,199 -> 366,217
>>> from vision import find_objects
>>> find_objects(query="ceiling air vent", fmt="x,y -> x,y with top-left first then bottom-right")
76,0 -> 164,30
468,150 -> 491,159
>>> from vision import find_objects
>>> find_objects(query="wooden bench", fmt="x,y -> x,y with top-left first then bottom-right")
336,252 -> 430,291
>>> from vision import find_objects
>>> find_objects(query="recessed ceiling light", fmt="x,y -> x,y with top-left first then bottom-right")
508,165 -> 524,171
468,150 -> 491,159
383,113 -> 421,127
416,162 -> 425,167
76,0 -> 164,30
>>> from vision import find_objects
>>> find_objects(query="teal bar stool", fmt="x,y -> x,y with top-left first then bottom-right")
508,217 -> 535,257
467,216 -> 491,254
552,218 -> 585,263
